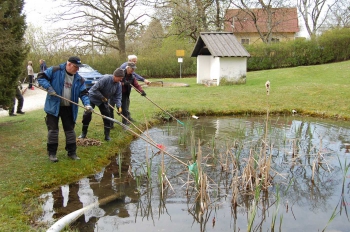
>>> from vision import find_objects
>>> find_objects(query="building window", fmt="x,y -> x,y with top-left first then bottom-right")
271,38 -> 280,43
241,38 -> 250,45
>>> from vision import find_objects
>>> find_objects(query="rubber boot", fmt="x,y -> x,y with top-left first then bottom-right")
68,151 -> 80,160
78,125 -> 88,138
48,151 -> 58,162
104,127 -> 111,141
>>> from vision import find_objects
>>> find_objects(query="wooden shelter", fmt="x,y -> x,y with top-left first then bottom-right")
191,32 -> 250,86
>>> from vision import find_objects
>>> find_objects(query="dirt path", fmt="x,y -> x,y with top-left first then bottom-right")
0,84 -> 47,117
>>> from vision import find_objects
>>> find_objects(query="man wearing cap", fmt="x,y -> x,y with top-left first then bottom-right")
37,56 -> 93,162
121,62 -> 146,125
78,68 -> 123,141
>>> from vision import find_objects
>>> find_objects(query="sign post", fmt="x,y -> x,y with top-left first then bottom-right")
176,50 -> 185,78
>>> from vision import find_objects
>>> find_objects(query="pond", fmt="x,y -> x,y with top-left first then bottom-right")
39,116 -> 350,232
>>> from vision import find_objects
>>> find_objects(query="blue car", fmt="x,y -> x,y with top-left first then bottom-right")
78,64 -> 103,89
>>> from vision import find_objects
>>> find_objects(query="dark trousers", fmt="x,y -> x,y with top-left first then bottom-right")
81,102 -> 111,128
10,88 -> 24,114
45,106 -> 76,153
121,93 -> 131,124
28,75 -> 34,88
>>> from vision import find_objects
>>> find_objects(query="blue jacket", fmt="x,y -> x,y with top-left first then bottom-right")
88,74 -> 122,107
120,62 -> 145,82
37,63 -> 90,122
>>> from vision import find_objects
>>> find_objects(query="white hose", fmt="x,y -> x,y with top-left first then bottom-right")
46,194 -> 120,232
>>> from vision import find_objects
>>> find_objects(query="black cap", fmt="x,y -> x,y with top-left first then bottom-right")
127,62 -> 137,69
113,68 -> 124,77
68,56 -> 84,67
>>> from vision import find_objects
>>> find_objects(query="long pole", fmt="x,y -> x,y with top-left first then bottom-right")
108,103 -> 159,146
35,84 -> 187,166
130,84 -> 185,126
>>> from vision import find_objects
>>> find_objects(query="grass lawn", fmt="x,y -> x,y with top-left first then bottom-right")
0,60 -> 349,231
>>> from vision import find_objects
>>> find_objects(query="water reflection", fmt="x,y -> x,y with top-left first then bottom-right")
39,116 -> 350,231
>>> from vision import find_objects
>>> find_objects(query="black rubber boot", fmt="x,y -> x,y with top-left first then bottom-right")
48,151 -> 58,162
78,125 -> 88,138
104,127 -> 111,141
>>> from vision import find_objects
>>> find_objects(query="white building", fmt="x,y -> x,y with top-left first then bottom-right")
191,32 -> 250,86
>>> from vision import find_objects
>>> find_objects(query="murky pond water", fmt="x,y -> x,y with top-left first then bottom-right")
39,116 -> 350,231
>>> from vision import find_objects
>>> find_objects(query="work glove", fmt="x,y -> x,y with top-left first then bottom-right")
117,107 -> 122,115
47,86 -> 56,96
85,105 -> 93,113
101,97 -> 108,103
141,90 -> 146,97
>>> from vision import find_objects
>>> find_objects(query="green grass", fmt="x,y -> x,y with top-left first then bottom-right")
0,60 -> 349,231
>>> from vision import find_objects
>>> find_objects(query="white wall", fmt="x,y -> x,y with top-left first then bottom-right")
197,56 -> 247,85
220,57 -> 247,84
210,57 -> 220,85
196,56 -> 212,83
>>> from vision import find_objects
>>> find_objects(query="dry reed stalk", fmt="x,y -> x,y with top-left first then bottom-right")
312,161 -> 316,181
186,166 -> 190,195
231,171 -> 239,208
260,144 -> 273,189
250,150 -> 257,188
161,150 -> 165,196
194,139 -> 211,213
197,139 -> 202,183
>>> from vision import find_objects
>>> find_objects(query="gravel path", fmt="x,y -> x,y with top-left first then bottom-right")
0,84 -> 47,117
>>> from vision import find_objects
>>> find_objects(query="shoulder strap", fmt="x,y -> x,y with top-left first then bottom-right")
52,66 -> 60,74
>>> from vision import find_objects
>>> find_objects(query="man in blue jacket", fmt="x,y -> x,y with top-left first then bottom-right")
37,56 -> 93,162
78,68 -> 123,141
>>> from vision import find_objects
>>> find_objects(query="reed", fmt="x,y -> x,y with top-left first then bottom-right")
322,156 -> 350,230
145,150 -> 152,181
271,185 -> 281,231
247,184 -> 261,232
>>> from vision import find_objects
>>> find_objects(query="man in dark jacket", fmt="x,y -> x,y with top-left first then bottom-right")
121,62 -> 146,125
9,81 -> 25,116
39,59 -> 47,72
78,68 -> 123,141
37,56 -> 92,162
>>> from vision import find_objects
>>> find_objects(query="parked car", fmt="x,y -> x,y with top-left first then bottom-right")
78,64 -> 103,89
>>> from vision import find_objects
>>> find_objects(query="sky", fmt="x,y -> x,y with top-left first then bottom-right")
24,0 -> 64,28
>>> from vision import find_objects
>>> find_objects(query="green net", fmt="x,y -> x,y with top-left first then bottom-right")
188,162 -> 198,176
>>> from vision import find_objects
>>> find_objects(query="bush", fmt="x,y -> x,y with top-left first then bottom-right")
245,28 -> 350,71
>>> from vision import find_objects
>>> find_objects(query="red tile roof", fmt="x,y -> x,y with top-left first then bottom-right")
225,8 -> 299,33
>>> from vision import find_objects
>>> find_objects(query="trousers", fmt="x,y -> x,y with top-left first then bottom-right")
45,106 -> 76,153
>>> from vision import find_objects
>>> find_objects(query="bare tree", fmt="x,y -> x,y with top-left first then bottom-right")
145,0 -> 233,41
326,0 -> 350,28
297,0 -> 338,37
227,0 -> 295,44
51,0 -> 148,57
25,24 -> 68,57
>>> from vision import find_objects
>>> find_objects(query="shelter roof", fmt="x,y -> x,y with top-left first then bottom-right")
191,32 -> 250,57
